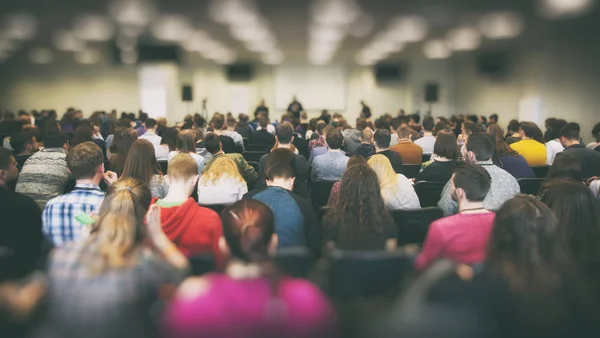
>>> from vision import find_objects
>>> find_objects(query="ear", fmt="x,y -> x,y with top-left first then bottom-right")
268,234 -> 278,255
218,237 -> 230,257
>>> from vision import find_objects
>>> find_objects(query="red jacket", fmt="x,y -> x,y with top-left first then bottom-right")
151,198 -> 223,266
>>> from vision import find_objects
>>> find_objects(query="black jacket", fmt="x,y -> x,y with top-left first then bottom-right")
563,144 -> 600,180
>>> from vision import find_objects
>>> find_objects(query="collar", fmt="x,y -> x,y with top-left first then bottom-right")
74,183 -> 101,191
566,144 -> 585,149
476,160 -> 494,165
42,148 -> 67,153
145,131 -> 157,136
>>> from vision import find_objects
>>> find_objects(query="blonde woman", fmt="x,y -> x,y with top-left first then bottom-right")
368,154 -> 421,210
197,156 -> 248,205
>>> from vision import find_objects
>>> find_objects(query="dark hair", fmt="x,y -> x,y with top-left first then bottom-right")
490,113 -> 499,122
488,123 -> 519,161
266,164 -> 295,181
122,139 -> 162,185
506,119 -> 520,134
519,121 -> 545,143
138,112 -> 148,123
308,118 -> 318,132
71,124 -> 94,147
356,117 -> 368,131
410,114 -> 421,124
238,113 -> 249,123
374,118 -> 389,131
204,133 -> 221,154
432,122 -> 448,136
546,152 -> 582,182
109,129 -> 138,176
44,132 -> 68,149
276,123 -> 294,144
177,130 -> 196,153
433,131 -> 458,160
326,128 -> 343,150
466,133 -> 495,161
316,121 -> 327,135
374,129 -> 391,149
548,119 -> 567,140
145,118 -> 157,129
467,115 -> 478,123
0,148 -> 14,171
160,128 -> 179,151
212,116 -> 225,130
591,122 -> 600,142
560,123 -> 580,141
462,121 -> 477,135
259,117 -> 269,128
263,148 -> 296,178
67,142 -> 104,179
422,117 -> 434,132
480,116 -> 488,125
453,163 -> 491,202
9,131 -> 35,154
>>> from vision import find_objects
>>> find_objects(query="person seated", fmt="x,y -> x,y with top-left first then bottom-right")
397,115 -> 422,141
457,120 -> 478,150
152,153 -> 223,262
309,126 -> 345,164
169,130 -> 205,173
349,128 -> 376,158
390,126 -> 423,164
538,152 -> 583,195
246,165 -> 320,257
308,120 -> 328,151
415,163 -> 496,270
311,129 -> 349,182
259,123 -> 309,182
235,113 -> 253,139
123,139 -> 169,198
343,117 -> 368,154
510,121 -> 547,166
43,142 -> 108,247
162,198 -> 336,338
0,148 -> 43,281
155,127 -> 178,161
438,133 -> 519,215
327,155 -> 366,205
193,128 -> 213,162
322,163 -> 398,251
373,129 -> 403,174
414,116 -> 436,154
16,132 -> 71,209
545,119 -> 567,164
487,124 -> 535,179
210,115 -> 239,154
222,116 -> 245,151
138,118 -> 161,146
198,156 -> 248,206
249,115 -> 276,151
107,128 -> 138,177
204,133 -> 258,186
368,155 -> 420,210
559,123 -> 600,180
256,148 -> 310,198
35,179 -> 188,338
9,130 -> 39,171
415,131 -> 458,185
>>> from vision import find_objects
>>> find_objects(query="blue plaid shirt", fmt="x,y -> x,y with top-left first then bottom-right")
42,184 -> 105,247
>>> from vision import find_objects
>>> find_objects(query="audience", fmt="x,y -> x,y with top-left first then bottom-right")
259,123 -> 309,182
390,126 -> 423,164
510,121 -> 547,166
311,128 -> 349,181
559,123 -> 600,180
323,163 -> 397,251
487,123 -> 535,179
415,163 -> 495,270
10,131 -> 39,171
155,127 -> 178,161
108,128 -> 138,176
545,119 -> 567,164
539,152 -> 583,194
415,131 -> 458,184
138,118 -> 161,146
349,128 -> 376,158
309,125 -> 334,164
373,129 -> 403,174
123,139 -> 169,198
204,133 -> 258,186
368,155 -> 420,210
163,199 -> 336,338
198,156 -> 248,205
170,130 -> 206,173
152,153 -> 223,261
438,133 -> 519,215
16,132 -> 71,209
342,117 -> 367,154
258,148 -> 310,198
43,142 -> 108,247
246,165 -> 320,257
249,116 -> 276,150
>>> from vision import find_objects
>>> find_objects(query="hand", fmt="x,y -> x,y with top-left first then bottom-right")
103,171 -> 118,186
145,204 -> 165,245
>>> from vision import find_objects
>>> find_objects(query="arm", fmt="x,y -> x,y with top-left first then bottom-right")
146,205 -> 188,270
297,197 -> 322,258
414,223 -> 444,270
437,181 -> 458,216
238,181 -> 249,201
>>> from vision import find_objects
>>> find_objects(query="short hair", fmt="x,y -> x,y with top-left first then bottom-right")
356,117 -> 368,131
374,129 -> 391,149
560,124 -> 580,140
266,164 -> 295,181
212,116 -> 225,130
43,132 -> 68,149
490,114 -> 498,122
316,121 -> 327,135
138,112 -> 148,123
360,128 -> 373,144
453,163 -> 492,202
204,133 -> 221,154
167,153 -> 198,180
397,126 -> 412,139
422,117 -> 434,132
66,142 -> 104,179
145,118 -> 157,129
0,148 -> 14,171
519,121 -> 545,143
259,116 -> 269,128
434,131 -> 458,160
410,114 -> 421,124
462,121 -> 477,134
374,118 -> 389,131
433,122 -> 448,136
466,133 -> 495,161
276,123 -> 294,144
10,131 -> 35,154
591,122 -> 600,138
326,128 -> 343,149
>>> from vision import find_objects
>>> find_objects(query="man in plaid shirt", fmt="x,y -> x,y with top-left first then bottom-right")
43,142 -> 108,246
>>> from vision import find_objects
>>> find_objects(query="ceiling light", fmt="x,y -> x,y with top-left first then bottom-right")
309,26 -> 345,42
312,0 -> 360,27
209,0 -> 258,25
74,49 -> 101,65
479,11 -> 524,39
371,40 -> 405,54
29,48 -> 54,64
539,0 -> 594,19
423,39 -> 452,59
109,0 -> 156,28
73,15 -> 114,41
388,15 -> 429,42
2,13 -> 37,40
245,39 -> 276,53
446,27 -> 481,51
53,30 -> 85,52
356,55 -> 376,66
151,15 -> 193,42
230,24 -> 271,42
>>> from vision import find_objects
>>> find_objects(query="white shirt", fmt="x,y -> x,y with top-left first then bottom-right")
545,139 -> 564,165
222,130 -> 244,148
382,174 -> 422,211
155,145 -> 170,161
587,142 -> 600,150
257,124 -> 276,135
140,132 -> 162,146
390,133 -> 399,147
197,174 -> 248,205
414,135 -> 436,154
168,151 -> 205,174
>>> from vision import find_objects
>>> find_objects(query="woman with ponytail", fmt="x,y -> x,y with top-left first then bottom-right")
35,178 -> 188,338
163,199 -> 337,338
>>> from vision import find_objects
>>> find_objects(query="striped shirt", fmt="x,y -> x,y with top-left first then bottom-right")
43,184 -> 105,247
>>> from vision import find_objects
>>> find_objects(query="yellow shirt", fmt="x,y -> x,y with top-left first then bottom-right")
510,139 -> 547,166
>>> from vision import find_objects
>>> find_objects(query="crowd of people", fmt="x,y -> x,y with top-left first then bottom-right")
1,106 -> 600,337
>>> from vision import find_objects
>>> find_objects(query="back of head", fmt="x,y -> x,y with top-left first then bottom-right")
374,118 -> 389,131
433,122 -> 448,136
397,126 -> 413,140
520,121 -> 545,143
346,154 -> 366,170
507,119 -> 520,134
434,131 -> 458,160
547,152 -> 582,182
212,116 -> 225,130
43,132 -> 68,149
266,164 -> 295,182
202,155 -> 243,184
259,116 -> 269,128
356,117 -> 368,131
359,128 -> 373,144
67,142 -> 104,180
168,153 -> 199,181
462,121 -> 477,135
592,122 -> 600,141
0,148 -> 17,183
123,139 -> 160,184
452,163 -> 492,202
160,128 -> 179,151
145,118 -> 157,129
548,119 -> 567,140
71,124 -> 93,147
139,112 -> 148,123
238,113 -> 249,123
490,114 -> 498,123
367,154 -> 396,188
10,131 -> 35,154
326,128 -> 343,150
316,121 -> 327,135
466,133 -> 495,161
204,133 -> 221,154
221,199 -> 275,263
226,116 -> 236,128
374,129 -> 391,149
116,129 -> 138,156
264,148 -> 295,177
177,130 -> 196,153
559,123 -> 580,141
422,117 -> 434,132
276,122 -> 294,144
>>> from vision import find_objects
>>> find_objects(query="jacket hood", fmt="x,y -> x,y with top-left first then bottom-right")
343,129 -> 361,142
152,198 -> 202,243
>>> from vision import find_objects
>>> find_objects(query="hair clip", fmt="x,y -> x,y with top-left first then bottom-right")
117,186 -> 133,193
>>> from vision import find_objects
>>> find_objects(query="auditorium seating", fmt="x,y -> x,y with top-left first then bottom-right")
246,144 -> 270,152
421,154 -> 431,163
310,180 -> 337,211
402,164 -> 422,179
531,165 -> 550,179
242,137 -> 249,149
414,181 -> 445,207
274,247 -> 315,278
243,151 -> 267,163
518,178 -> 545,195
189,253 -> 215,276
393,207 -> 444,246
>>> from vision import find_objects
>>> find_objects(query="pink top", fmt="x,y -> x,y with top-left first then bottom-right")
162,273 -> 337,338
415,212 -> 496,270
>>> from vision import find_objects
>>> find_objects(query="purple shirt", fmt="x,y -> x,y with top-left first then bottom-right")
163,273 -> 337,338
136,125 -> 146,136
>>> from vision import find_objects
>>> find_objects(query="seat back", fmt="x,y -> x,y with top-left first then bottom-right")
328,250 -> 411,298
414,181 -> 445,208
518,178 -> 545,195
157,161 -> 169,175
393,207 -> 444,246
274,247 -> 314,278
199,204 -> 229,216
531,165 -> 550,179
247,161 -> 259,173
310,181 -> 337,211
402,164 -> 422,179
243,151 -> 267,163
242,137 -> 249,149
188,253 -> 215,276
293,137 -> 309,158
246,143 -> 270,152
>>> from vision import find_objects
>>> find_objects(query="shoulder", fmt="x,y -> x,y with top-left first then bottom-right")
7,189 -> 40,211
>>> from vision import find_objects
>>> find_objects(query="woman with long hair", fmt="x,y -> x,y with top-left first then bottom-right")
197,156 -> 247,205
155,127 -> 178,161
108,128 -> 138,176
327,155 -> 366,205
36,178 -> 188,338
487,123 -> 535,179
168,129 -> 204,173
368,154 -> 420,210
415,131 -> 458,184
123,139 -> 168,198
163,199 -> 336,338
323,163 -> 398,251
